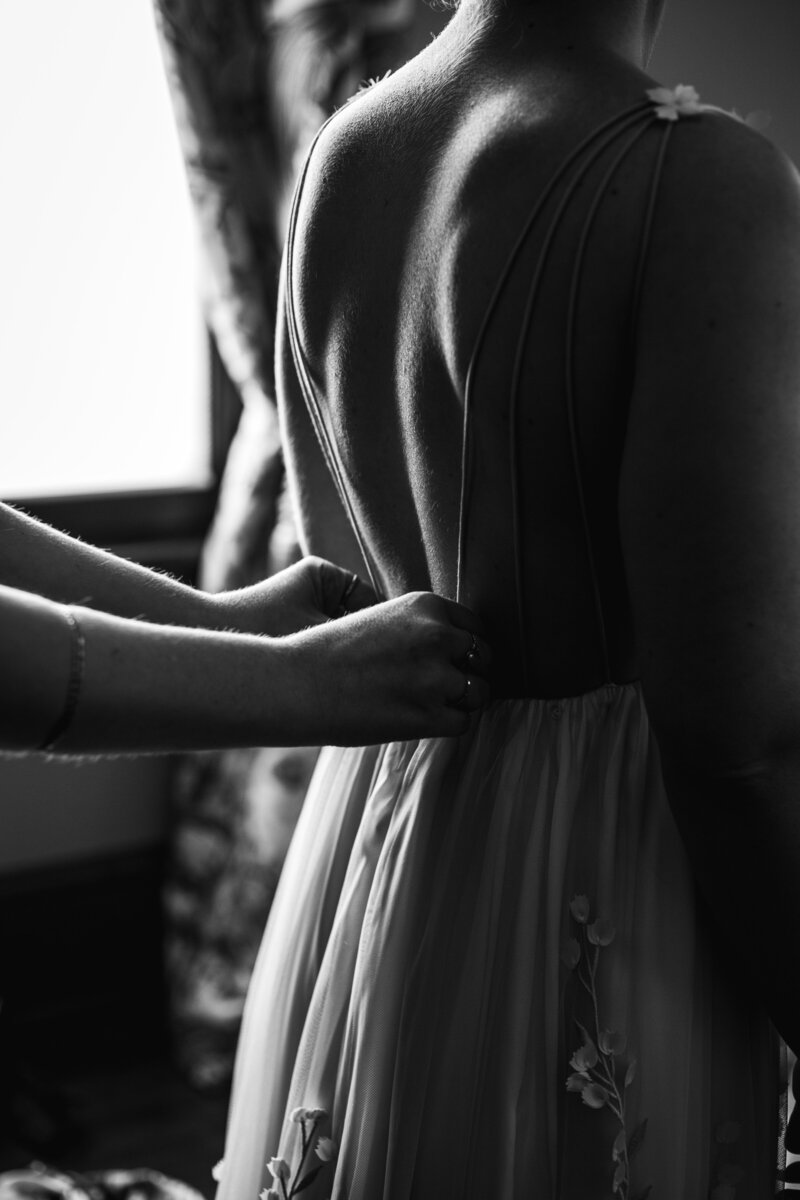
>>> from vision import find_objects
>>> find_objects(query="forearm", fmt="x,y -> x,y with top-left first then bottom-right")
0,502 -> 216,628
660,745 -> 800,1055
0,584 -> 314,755
68,610 -> 316,753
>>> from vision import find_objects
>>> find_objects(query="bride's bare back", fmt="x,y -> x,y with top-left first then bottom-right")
278,2 -> 800,715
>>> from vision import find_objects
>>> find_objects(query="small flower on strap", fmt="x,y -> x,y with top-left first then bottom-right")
648,83 -> 773,133
646,84 -> 704,121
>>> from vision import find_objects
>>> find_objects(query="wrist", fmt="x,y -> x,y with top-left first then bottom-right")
270,631 -> 327,745
197,589 -> 247,633
203,584 -> 286,638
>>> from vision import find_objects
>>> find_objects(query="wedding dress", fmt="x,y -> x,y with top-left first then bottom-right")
215,87 -> 785,1199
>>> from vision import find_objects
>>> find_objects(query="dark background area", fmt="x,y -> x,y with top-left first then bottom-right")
650,0 -> 800,166
0,848 -> 228,1196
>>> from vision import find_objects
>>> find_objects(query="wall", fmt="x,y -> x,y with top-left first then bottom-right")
0,502 -> 205,877
650,0 -> 800,165
0,754 -> 170,873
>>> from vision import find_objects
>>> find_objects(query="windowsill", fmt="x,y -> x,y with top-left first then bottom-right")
0,485 -> 217,878
5,485 -> 218,579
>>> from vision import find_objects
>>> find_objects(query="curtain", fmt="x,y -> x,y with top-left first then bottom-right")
153,0 -> 446,1088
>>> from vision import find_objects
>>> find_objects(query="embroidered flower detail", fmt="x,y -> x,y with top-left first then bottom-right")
587,918 -> 616,946
315,1137 -> 338,1163
561,937 -> 582,969
599,1029 -> 627,1057
570,1038 -> 599,1072
563,896 -> 649,1199
265,1108 -> 335,1198
581,1082 -> 610,1109
291,1106 -> 327,1124
647,84 -> 703,121
570,894 -> 591,923
267,1160 -> 290,1186
566,1072 -> 588,1093
211,1162 -> 225,1183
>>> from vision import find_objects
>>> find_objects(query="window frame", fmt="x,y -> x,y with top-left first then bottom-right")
5,335 -> 243,583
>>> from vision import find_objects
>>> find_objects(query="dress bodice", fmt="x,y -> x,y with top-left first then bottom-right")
283,84 -> 729,696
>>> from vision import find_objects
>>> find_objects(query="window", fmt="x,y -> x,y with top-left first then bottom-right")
0,0 -> 210,500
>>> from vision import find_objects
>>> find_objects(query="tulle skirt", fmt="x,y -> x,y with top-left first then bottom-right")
216,684 -> 781,1199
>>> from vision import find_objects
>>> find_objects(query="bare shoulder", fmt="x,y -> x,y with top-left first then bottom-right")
620,110 -> 800,767
290,79 -> 413,295
629,111 -> 800,490
630,110 -> 800,454
298,73 -> 416,211
641,109 -> 800,312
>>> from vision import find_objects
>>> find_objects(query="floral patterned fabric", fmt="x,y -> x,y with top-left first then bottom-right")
0,1166 -> 204,1200
164,744 -> 319,1088
152,0 -> 448,1088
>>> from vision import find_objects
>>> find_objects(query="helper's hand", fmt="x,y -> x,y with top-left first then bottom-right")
210,556 -> 376,638
285,591 -> 492,745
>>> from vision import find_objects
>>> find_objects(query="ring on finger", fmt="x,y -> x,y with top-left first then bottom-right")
451,675 -> 474,711
464,632 -> 480,671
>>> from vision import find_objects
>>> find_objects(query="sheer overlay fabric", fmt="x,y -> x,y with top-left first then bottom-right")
217,90 -> 784,1198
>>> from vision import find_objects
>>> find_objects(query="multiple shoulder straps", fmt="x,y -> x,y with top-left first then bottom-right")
285,88 -> 713,686
457,97 -> 678,689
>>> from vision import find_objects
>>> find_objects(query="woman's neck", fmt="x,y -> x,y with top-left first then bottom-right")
450,0 -> 664,72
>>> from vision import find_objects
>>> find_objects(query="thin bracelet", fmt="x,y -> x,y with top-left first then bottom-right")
39,608 -> 86,753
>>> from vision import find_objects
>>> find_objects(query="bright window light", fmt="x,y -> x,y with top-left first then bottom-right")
0,1 -> 210,498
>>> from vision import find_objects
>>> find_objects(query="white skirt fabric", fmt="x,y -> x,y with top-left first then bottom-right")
216,684 -> 781,1199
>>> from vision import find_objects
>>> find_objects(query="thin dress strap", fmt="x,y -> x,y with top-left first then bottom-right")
457,94 -> 681,691
285,96 -> 385,597
286,88 -> 698,650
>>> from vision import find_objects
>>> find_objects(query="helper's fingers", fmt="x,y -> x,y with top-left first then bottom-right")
453,627 -> 493,679
436,596 -> 487,638
317,560 -> 378,616
411,594 -> 492,680
448,673 -> 491,712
